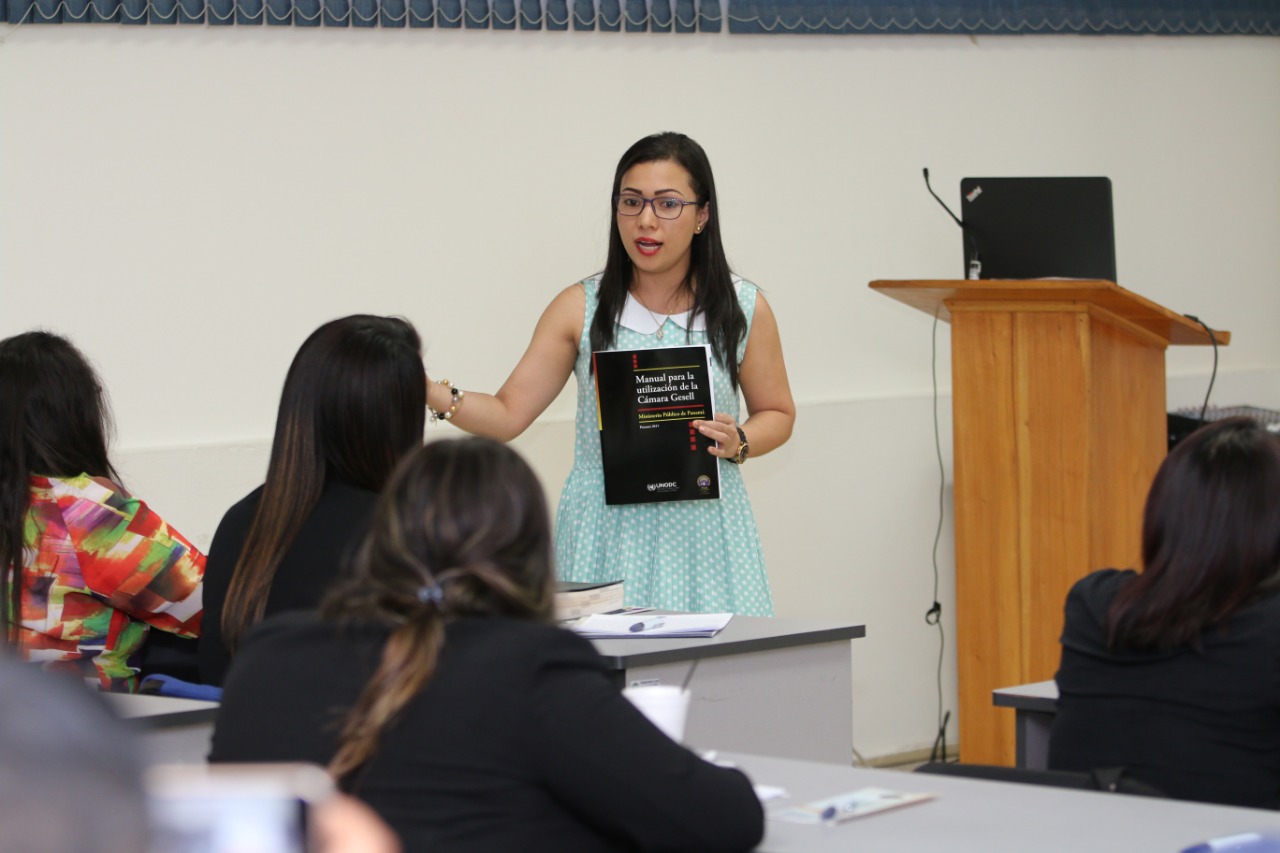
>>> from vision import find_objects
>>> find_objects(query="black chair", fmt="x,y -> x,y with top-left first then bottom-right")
136,631 -> 201,684
914,762 -> 1166,797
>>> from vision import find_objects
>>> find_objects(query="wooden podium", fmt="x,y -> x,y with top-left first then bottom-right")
869,280 -> 1227,765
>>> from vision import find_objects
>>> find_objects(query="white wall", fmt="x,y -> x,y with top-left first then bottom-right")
3,26 -> 1278,760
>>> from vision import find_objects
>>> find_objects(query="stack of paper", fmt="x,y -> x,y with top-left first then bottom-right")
554,580 -> 625,622
571,613 -> 733,639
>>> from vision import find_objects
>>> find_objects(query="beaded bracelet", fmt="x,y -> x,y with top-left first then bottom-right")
428,379 -> 465,424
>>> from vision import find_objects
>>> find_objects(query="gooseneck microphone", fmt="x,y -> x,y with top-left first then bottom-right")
923,168 -> 982,280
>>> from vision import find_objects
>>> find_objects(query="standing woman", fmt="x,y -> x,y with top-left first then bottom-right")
199,315 -> 425,686
0,331 -> 204,692
1049,416 -> 1280,807
426,132 -> 794,615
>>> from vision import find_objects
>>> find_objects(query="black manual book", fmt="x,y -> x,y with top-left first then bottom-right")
593,345 -> 720,506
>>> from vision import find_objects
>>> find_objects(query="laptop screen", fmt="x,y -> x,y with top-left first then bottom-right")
959,177 -> 1117,282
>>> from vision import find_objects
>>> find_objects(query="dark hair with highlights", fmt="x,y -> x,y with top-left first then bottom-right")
221,315 -> 426,653
323,437 -> 555,782
1106,416 -> 1280,652
591,131 -> 748,390
0,331 -> 122,646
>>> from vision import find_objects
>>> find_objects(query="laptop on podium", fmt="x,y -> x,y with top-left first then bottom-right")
959,177 -> 1117,282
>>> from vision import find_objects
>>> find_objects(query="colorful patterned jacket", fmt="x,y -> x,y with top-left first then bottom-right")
13,474 -> 205,692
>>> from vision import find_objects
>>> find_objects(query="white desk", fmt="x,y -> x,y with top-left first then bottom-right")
591,615 -> 865,764
733,751 -> 1280,852
105,693 -> 219,765
992,679 -> 1058,770
108,615 -> 866,766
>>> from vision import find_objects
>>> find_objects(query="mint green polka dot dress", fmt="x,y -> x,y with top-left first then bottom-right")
553,276 -> 774,617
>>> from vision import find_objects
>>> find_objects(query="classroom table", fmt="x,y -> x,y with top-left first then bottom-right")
105,693 -> 219,765
991,679 -> 1058,770
112,614 -> 866,766
590,614 -> 865,764
733,751 -> 1280,853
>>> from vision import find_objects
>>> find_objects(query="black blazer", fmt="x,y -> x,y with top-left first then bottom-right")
210,613 -> 765,853
1050,568 -> 1280,808
197,480 -> 379,686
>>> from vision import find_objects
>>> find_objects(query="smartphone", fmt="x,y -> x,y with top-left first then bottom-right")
146,763 -> 334,853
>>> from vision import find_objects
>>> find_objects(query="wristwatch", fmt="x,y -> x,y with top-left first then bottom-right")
732,427 -> 749,465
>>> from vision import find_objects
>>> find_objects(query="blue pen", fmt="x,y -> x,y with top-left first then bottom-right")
630,617 -> 666,633
1181,834 -> 1280,853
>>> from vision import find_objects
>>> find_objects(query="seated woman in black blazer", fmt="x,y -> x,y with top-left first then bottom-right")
198,315 -> 425,686
1049,416 -> 1280,808
210,437 -> 764,853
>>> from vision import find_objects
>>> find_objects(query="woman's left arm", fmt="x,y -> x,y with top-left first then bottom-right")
68,479 -> 205,637
697,291 -> 796,460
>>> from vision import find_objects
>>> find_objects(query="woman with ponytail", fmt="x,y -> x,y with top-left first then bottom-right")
210,437 -> 763,853
198,314 -> 426,686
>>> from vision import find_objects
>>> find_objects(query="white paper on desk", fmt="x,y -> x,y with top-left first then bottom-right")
771,788 -> 935,824
754,785 -> 788,803
571,613 -> 733,638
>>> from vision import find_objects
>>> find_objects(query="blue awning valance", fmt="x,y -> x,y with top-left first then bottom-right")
726,1 -> 1280,35
6,0 -> 1277,32
2,0 -> 723,28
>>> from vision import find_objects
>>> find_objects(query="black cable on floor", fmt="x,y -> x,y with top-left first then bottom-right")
926,309 -> 952,764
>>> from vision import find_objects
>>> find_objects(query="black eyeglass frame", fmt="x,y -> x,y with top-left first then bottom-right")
613,194 -> 701,221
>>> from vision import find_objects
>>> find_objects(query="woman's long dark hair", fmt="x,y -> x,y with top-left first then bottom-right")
0,332 -> 122,646
590,131 -> 748,390
323,437 -> 555,783
1106,416 -> 1280,652
220,315 -> 426,653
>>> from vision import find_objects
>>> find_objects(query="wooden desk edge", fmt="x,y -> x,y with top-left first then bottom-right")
868,279 -> 1230,347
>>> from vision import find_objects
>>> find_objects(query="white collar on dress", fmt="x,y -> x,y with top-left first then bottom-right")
617,278 -> 742,336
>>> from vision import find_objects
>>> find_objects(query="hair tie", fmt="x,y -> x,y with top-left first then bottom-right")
417,584 -> 444,606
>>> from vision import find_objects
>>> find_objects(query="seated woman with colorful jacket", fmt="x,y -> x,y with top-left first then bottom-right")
0,331 -> 204,692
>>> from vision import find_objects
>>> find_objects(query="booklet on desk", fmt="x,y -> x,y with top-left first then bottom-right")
571,613 -> 733,639
554,580 -> 625,622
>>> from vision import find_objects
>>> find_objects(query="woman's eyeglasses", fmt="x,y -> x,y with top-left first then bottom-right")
614,195 -> 700,221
